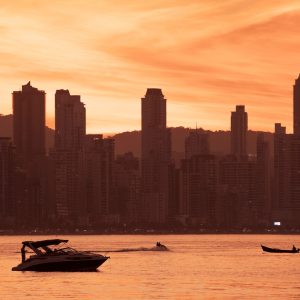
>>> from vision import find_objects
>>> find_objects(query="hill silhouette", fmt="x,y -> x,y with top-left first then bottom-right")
0,114 -> 54,152
113,127 -> 274,158
0,115 -> 273,158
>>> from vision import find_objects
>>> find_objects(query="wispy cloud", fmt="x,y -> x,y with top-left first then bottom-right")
0,0 -> 300,132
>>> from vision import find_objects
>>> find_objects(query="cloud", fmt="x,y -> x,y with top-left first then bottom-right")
1,0 -> 300,132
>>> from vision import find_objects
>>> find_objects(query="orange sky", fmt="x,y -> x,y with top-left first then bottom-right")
1,0 -> 300,133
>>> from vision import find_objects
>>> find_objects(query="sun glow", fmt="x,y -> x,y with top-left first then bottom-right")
1,0 -> 300,133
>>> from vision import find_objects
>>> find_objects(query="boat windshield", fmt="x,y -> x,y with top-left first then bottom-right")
52,247 -> 79,254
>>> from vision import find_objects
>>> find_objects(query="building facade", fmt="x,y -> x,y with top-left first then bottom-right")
180,155 -> 217,227
12,82 -> 46,228
185,129 -> 209,159
85,135 -> 115,225
54,89 -> 86,225
141,88 -> 171,224
293,74 -> 300,135
231,105 -> 247,157
0,138 -> 15,226
13,81 -> 45,164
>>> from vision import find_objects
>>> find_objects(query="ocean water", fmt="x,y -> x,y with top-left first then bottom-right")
1,234 -> 300,299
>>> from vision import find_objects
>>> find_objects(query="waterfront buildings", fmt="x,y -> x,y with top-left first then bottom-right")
2,76 -> 300,230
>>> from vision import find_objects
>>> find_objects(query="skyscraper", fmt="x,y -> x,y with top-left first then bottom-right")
231,105 -> 248,157
273,123 -> 290,225
272,75 -> 300,228
13,81 -> 45,163
54,89 -> 86,224
55,89 -> 86,150
141,88 -> 171,224
85,134 -> 115,224
12,82 -> 46,228
288,134 -> 300,225
293,74 -> 300,135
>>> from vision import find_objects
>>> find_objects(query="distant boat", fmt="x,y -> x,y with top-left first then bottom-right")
97,243 -> 169,252
154,242 -> 168,251
12,239 -> 109,271
261,244 -> 300,253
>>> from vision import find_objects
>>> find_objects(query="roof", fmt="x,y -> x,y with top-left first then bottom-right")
22,239 -> 68,248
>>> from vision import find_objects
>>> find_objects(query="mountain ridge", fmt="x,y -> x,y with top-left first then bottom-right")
0,114 -> 273,157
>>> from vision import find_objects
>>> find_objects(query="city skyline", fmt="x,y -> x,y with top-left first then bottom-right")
1,74 -> 300,230
1,1 -> 300,133
0,77 -> 298,136
2,2 -> 300,299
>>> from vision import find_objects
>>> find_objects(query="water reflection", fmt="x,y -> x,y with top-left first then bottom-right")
1,235 -> 300,299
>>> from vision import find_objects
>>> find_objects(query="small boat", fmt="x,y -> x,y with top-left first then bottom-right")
152,242 -> 168,251
261,244 -> 300,253
12,239 -> 109,272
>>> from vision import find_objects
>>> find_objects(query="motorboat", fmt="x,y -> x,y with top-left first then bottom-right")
99,242 -> 169,252
261,244 -> 300,253
12,239 -> 109,271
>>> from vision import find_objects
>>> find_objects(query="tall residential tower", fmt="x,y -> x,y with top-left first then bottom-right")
12,82 -> 47,228
53,89 -> 86,223
141,88 -> 171,224
13,81 -> 45,163
55,89 -> 86,150
293,74 -> 300,135
231,105 -> 248,157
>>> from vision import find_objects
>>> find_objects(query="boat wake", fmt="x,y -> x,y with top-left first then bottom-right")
92,246 -> 170,253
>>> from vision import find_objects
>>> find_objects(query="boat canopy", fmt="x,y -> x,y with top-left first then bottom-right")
22,239 -> 68,248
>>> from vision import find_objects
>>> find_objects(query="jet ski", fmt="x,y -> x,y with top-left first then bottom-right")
152,242 -> 168,251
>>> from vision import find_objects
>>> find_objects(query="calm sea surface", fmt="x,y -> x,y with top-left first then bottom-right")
1,234 -> 300,299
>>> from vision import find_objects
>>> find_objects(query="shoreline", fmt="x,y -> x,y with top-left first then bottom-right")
1,230 -> 300,235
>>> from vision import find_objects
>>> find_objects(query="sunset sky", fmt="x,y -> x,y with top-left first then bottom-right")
1,0 -> 300,133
